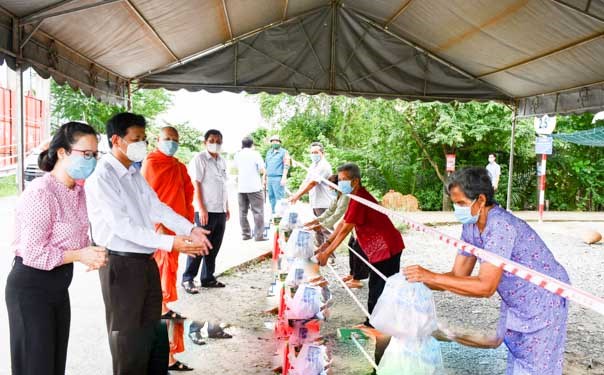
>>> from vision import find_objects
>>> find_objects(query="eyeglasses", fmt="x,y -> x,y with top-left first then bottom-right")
71,149 -> 99,160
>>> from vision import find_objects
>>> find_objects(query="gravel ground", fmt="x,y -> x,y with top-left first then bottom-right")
181,220 -> 604,374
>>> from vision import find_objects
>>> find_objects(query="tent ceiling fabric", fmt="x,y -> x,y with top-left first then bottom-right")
0,0 -> 603,114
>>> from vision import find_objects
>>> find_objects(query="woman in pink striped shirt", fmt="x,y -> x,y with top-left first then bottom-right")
5,122 -> 107,375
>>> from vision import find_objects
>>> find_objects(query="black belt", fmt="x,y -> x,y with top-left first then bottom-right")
107,250 -> 153,259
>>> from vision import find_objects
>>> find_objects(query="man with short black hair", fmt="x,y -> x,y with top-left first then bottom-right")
234,136 -> 267,241
183,129 -> 229,290
86,112 -> 211,374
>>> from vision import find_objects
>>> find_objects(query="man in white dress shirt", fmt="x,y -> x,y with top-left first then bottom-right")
86,112 -> 212,374
182,129 -> 230,291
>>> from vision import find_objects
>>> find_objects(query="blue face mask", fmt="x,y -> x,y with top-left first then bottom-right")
66,154 -> 97,180
453,199 -> 479,224
158,140 -> 179,156
338,180 -> 353,194
310,154 -> 321,163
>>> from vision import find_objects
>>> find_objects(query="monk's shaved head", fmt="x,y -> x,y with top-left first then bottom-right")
159,126 -> 179,142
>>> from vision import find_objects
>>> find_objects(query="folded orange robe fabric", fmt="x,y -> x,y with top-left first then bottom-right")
142,150 -> 195,305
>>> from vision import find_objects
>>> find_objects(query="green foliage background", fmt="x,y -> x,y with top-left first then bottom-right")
252,94 -> 604,211
50,81 -> 203,164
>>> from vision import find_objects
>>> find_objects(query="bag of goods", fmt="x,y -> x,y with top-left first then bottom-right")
285,284 -> 323,320
285,229 -> 315,260
370,273 -> 438,338
377,336 -> 444,375
288,343 -> 329,375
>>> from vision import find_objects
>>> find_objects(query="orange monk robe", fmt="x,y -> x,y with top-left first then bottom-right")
142,149 -> 195,305
142,150 -> 194,355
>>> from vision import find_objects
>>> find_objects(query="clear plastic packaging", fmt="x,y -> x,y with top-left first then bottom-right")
285,229 -> 315,260
370,273 -> 438,338
288,343 -> 329,375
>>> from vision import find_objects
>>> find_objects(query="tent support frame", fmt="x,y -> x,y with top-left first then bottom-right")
134,5 -> 328,80
549,0 -> 604,24
21,0 -> 122,26
346,6 -> 514,99
506,102 -> 518,211
478,32 -> 604,79
123,0 -> 179,61
384,0 -> 413,29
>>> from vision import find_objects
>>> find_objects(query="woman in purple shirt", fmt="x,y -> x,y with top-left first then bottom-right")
5,122 -> 107,375
404,167 -> 569,375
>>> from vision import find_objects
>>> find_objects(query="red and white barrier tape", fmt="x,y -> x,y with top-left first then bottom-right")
291,159 -> 604,316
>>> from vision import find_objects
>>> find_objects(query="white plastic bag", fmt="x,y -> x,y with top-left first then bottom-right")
285,229 -> 315,260
289,320 -> 322,347
275,199 -> 290,218
285,284 -> 322,320
289,343 -> 328,375
285,259 -> 308,288
369,273 -> 438,338
377,337 -> 444,375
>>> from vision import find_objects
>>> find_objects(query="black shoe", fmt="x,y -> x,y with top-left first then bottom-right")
242,235 -> 252,240
182,281 -> 199,294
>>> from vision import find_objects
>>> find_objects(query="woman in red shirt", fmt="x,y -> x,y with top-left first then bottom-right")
5,122 -> 107,375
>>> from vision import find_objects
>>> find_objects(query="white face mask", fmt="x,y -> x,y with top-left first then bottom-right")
207,143 -> 221,154
124,140 -> 147,162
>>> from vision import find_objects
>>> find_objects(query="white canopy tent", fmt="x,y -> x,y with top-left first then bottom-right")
1,0 -> 603,207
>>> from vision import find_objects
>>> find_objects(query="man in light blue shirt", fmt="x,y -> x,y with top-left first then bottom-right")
264,135 -> 290,214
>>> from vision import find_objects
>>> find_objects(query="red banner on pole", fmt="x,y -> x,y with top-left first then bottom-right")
446,154 -> 456,172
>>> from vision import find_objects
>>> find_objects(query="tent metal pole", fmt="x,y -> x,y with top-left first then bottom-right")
15,66 -> 24,193
21,0 -> 122,26
329,1 -> 337,91
127,81 -> 132,111
134,6 -> 327,80
13,16 -> 25,193
384,0 -> 413,29
506,103 -> 518,211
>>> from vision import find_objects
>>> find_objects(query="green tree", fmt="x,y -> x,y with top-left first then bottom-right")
50,81 -> 172,133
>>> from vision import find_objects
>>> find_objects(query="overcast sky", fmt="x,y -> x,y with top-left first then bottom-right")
157,90 -> 268,153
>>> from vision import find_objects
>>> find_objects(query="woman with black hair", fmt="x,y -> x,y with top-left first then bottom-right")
5,121 -> 107,375
404,167 -> 570,375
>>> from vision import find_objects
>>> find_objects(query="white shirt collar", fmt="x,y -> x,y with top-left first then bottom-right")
106,153 -> 137,177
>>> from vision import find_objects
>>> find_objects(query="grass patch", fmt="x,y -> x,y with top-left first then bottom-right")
0,175 -> 17,197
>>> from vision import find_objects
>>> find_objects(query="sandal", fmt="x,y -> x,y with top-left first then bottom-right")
202,280 -> 226,288
188,331 -> 206,345
161,309 -> 186,320
168,360 -> 194,372
182,281 -> 199,294
346,280 -> 363,289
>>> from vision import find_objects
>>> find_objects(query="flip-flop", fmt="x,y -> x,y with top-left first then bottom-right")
202,281 -> 226,288
168,360 -> 194,372
182,281 -> 199,294
188,331 -> 206,345
345,280 -> 363,289
161,310 -> 186,320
